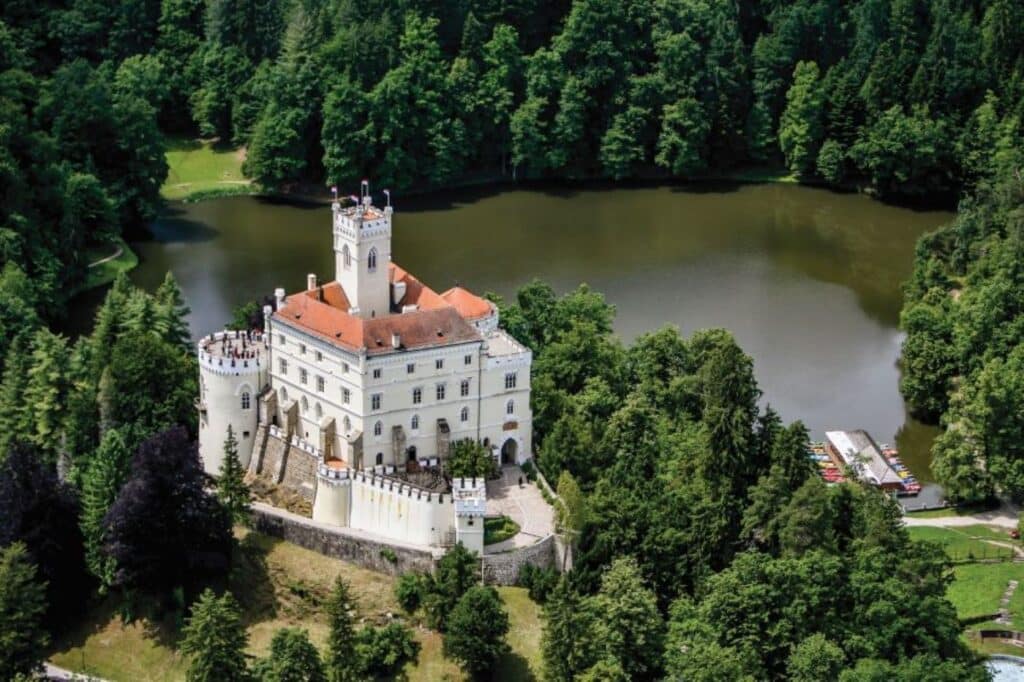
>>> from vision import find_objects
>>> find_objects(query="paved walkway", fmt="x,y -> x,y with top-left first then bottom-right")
484,465 -> 555,554
903,501 -> 1020,530
45,662 -> 107,680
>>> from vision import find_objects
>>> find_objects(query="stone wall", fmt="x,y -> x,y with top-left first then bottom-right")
251,503 -> 439,576
482,534 -> 556,585
253,429 -> 318,502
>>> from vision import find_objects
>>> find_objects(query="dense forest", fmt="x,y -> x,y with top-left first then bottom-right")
3,0 -> 1024,328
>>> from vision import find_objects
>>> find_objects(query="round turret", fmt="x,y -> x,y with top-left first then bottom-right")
197,330 -> 269,475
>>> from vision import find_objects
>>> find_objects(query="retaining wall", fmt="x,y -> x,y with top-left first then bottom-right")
482,534 -> 556,585
251,503 -> 439,576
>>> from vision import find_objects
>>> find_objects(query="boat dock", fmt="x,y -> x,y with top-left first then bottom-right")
809,430 -> 921,496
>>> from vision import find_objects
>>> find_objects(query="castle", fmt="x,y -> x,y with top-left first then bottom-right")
195,185 -> 533,554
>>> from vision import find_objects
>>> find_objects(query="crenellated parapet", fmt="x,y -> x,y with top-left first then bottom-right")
197,330 -> 267,376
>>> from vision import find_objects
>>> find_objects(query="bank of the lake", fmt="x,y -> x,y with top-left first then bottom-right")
73,182 -> 952,481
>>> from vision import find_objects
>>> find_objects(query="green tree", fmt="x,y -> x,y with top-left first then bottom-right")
254,627 -> 325,682
787,633 -> 845,681
443,585 -> 510,677
181,589 -> 250,682
324,576 -> 357,682
153,272 -> 192,352
424,543 -> 479,630
218,425 -> 252,526
80,427 -> 133,588
0,542 -> 48,681
779,61 -> 824,177
816,139 -> 845,184
447,439 -> 494,479
21,328 -> 71,467
588,556 -> 664,679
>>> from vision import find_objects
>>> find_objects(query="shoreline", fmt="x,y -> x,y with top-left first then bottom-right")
71,236 -> 139,297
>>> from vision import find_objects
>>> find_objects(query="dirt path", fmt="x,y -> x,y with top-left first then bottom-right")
87,244 -> 123,268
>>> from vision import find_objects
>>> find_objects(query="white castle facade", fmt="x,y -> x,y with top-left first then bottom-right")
196,187 -> 533,554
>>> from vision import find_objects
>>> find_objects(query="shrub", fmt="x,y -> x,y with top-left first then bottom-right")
379,547 -> 397,564
395,573 -> 425,613
518,564 -> 559,604
354,622 -> 420,678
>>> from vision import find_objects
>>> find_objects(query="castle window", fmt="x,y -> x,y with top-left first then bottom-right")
300,344 -> 307,355
376,452 -> 383,465
342,362 -> 349,373
368,247 -> 378,272
460,407 -> 469,423
460,379 -> 470,397
278,334 -> 286,345
412,387 -> 422,404
280,387 -> 288,402
464,354 -> 472,365
371,393 -> 382,410
435,358 -> 444,370
411,415 -> 420,430
373,421 -> 382,437
279,359 -> 288,375
505,372 -> 517,390
342,244 -> 351,270
316,376 -> 325,392
241,392 -> 251,410
506,399 -> 514,415
372,368 -> 382,379
436,383 -> 446,401
342,388 -> 350,404
300,368 -> 308,385
315,350 -> 323,362
407,362 -> 415,374
343,416 -> 351,432
315,403 -> 323,418
301,397 -> 309,413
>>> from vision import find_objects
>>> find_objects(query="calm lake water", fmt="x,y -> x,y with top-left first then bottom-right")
70,182 -> 952,480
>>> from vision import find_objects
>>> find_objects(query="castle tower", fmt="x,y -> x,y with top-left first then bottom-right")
453,477 -> 486,555
197,329 -> 269,475
333,182 -> 392,319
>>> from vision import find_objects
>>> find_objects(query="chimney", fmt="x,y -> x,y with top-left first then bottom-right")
275,287 -> 286,309
307,273 -> 317,291
262,305 -> 272,336
391,332 -> 401,349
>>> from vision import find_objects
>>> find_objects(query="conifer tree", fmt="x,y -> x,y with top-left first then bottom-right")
0,336 -> 33,457
255,627 -> 325,682
90,273 -> 134,370
324,576 -> 358,682
80,428 -> 132,589
22,329 -> 71,467
218,425 -> 251,526
443,585 -> 509,677
153,271 -> 192,351
181,588 -> 250,682
0,542 -> 49,681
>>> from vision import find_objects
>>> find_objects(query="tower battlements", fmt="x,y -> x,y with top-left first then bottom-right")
197,330 -> 267,375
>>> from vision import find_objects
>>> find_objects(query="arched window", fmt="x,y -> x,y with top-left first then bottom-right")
301,397 -> 308,413
373,420 -> 383,437
460,406 -> 469,423
375,452 -> 383,465
342,244 -> 351,270
343,416 -> 351,432
315,403 -> 323,418
411,414 -> 420,430
367,247 -> 378,272
506,399 -> 514,415
280,387 -> 288,403
241,391 -> 251,410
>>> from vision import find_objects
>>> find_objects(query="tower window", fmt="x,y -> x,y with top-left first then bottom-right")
376,452 -> 383,465
372,368 -> 382,379
301,397 -> 309,413
436,383 -> 446,401
300,368 -> 308,385
506,399 -> 514,415
411,414 -> 420,430
342,388 -> 350,404
412,387 -> 422,404
241,392 -> 251,410
316,376 -> 325,392
505,372 -> 517,389
460,406 -> 469,423
342,244 -> 351,270
368,247 -> 378,272
279,359 -> 288,375
343,416 -> 351,432
371,393 -> 382,410
460,379 -> 470,397
315,403 -> 323,418
373,421 -> 382,437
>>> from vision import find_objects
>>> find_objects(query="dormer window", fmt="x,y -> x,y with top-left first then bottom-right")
368,247 -> 378,272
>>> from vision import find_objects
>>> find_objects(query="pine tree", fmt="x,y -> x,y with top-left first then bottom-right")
442,585 -> 510,677
0,336 -> 33,457
153,271 -> 192,351
217,425 -> 251,526
779,61 -> 825,177
181,589 -> 250,682
90,273 -> 134,372
80,428 -> 132,589
22,329 -> 71,467
0,542 -> 49,681
254,627 -> 325,682
324,576 -> 358,682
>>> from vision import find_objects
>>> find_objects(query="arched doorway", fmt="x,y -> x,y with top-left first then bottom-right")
500,438 -> 517,465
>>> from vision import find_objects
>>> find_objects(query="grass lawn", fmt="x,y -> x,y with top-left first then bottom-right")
946,562 -> 1024,622
906,501 -> 1000,518
907,525 -> 1015,562
485,516 -> 521,546
162,137 -> 253,201
71,236 -> 139,296
721,166 -> 799,184
50,529 -> 542,681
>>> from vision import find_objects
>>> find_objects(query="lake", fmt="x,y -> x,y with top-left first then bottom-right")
70,182 -> 953,480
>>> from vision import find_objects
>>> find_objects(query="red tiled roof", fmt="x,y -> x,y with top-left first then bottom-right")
363,307 -> 481,355
389,263 -> 448,310
441,286 -> 494,320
